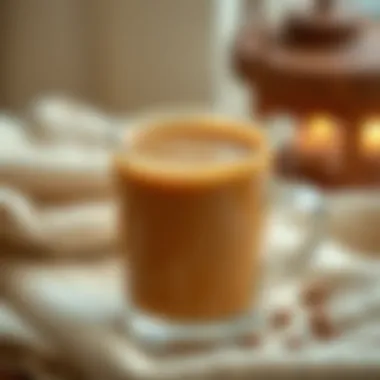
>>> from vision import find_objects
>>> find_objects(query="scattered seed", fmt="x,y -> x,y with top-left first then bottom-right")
271,308 -> 292,330
285,335 -> 304,351
238,333 -> 261,348
309,310 -> 337,341
301,281 -> 331,309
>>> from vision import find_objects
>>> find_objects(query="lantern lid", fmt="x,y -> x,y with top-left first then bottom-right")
235,0 -> 380,116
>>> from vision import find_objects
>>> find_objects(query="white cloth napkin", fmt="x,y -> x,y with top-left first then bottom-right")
2,228 -> 380,380
1,96 -> 380,379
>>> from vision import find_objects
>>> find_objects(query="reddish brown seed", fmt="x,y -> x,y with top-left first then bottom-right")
301,281 -> 331,309
238,333 -> 261,348
271,308 -> 292,330
285,336 -> 304,351
160,341 -> 216,356
309,310 -> 337,341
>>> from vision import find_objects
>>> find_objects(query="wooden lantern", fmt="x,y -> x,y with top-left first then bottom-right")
234,0 -> 380,189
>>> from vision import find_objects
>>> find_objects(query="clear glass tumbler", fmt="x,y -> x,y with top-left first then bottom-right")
113,113 -> 323,349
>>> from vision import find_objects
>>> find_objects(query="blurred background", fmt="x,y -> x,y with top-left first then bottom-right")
0,0 -> 313,115
1,0 -> 380,378
1,0 -> 378,114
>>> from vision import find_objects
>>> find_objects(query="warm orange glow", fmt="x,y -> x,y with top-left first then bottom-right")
296,115 -> 339,154
362,119 -> 380,157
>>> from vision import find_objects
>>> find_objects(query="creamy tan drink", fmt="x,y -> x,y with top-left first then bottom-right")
114,116 -> 271,332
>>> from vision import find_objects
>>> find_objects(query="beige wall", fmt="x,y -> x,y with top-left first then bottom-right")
88,0 -> 216,113
0,0 -> 309,114
0,0 -> 217,113
0,0 -> 88,110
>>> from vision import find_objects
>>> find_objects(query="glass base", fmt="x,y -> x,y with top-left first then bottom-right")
125,308 -> 263,354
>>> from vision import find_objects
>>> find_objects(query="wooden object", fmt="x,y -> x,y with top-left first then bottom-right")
234,0 -> 380,189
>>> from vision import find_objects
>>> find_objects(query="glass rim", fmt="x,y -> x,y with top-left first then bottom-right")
115,113 -> 272,187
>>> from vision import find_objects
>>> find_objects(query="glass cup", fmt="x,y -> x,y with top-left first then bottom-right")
113,114 -> 324,348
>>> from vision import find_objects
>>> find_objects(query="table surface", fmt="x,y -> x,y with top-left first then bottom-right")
1,202 -> 380,380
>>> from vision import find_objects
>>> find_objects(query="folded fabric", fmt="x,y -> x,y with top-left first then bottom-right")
1,187 -> 117,256
1,96 -> 135,201
0,96 -> 130,257
1,146 -> 114,202
29,96 -> 126,147
1,96 -> 380,377
2,236 -> 380,380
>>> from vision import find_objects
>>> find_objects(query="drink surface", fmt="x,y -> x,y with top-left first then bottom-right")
135,132 -> 251,165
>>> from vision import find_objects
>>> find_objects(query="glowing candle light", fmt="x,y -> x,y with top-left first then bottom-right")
296,115 -> 339,155
295,115 -> 342,159
361,118 -> 380,158
293,115 -> 343,179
